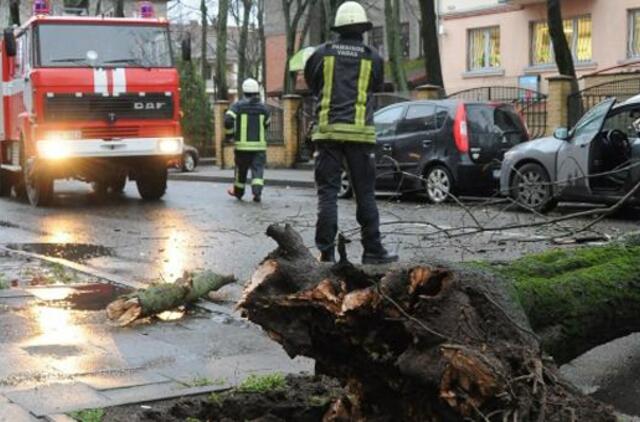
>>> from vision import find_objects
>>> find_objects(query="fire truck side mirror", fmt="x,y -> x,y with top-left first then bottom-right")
3,29 -> 17,57
181,36 -> 191,62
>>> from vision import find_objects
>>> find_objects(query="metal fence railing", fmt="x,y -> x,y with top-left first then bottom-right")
568,77 -> 640,127
447,86 -> 548,139
266,105 -> 284,145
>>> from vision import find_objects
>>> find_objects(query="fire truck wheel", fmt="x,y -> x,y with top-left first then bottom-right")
24,164 -> 54,207
136,165 -> 167,200
110,176 -> 127,194
0,170 -> 13,197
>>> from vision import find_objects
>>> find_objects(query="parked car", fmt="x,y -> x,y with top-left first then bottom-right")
169,145 -> 200,172
340,100 -> 529,203
500,97 -> 640,212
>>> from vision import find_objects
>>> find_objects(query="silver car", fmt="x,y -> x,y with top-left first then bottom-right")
500,98 -> 640,212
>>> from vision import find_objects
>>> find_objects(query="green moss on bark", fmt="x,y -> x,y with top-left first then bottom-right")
488,244 -> 640,364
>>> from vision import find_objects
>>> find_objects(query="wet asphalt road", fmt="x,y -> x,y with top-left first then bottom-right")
0,178 -> 638,294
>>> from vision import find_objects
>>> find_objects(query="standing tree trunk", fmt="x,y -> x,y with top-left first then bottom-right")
95,0 -> 102,15
547,0 -> 580,120
282,0 -> 315,94
200,0 -> 208,80
237,0 -> 253,96
114,0 -> 124,17
385,0 -> 408,93
9,0 -> 20,26
216,0 -> 230,100
257,0 -> 267,96
419,0 -> 444,91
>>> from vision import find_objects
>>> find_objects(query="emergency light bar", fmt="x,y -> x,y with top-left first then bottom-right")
140,1 -> 155,18
33,0 -> 50,15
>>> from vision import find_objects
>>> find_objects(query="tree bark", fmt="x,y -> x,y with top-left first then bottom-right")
216,0 -> 230,100
107,271 -> 235,326
114,0 -> 124,17
237,0 -> 253,95
9,0 -> 20,26
257,0 -> 267,95
239,224 -> 628,421
282,0 -> 315,94
384,0 -> 408,93
419,0 -> 444,91
200,0 -> 208,80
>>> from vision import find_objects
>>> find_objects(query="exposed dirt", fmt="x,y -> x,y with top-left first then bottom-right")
102,375 -> 343,422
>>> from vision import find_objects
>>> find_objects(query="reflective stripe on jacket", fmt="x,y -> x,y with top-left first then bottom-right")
224,97 -> 271,151
304,36 -> 384,144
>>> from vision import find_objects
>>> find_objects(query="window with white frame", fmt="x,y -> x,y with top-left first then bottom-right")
629,9 -> 640,58
401,22 -> 410,57
530,16 -> 592,66
467,26 -> 500,71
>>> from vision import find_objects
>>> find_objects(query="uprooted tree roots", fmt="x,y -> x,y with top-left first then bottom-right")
239,224 -> 619,421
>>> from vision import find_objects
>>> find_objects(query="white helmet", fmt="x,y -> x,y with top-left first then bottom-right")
332,1 -> 372,32
242,78 -> 260,94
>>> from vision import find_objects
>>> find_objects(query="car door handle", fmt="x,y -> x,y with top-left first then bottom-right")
422,140 -> 432,147
382,145 -> 392,152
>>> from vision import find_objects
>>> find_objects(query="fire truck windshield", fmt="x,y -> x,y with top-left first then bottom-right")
37,23 -> 172,68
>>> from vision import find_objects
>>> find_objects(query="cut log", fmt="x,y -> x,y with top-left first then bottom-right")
107,271 -> 235,326
239,224 -> 621,421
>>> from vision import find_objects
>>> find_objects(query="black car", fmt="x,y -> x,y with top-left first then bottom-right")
340,99 -> 529,203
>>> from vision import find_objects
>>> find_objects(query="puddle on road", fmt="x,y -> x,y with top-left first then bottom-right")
8,243 -> 114,263
27,283 -> 130,311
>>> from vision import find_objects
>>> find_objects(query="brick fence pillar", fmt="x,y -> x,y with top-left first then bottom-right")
282,94 -> 302,168
213,100 -> 230,168
415,84 -> 444,100
546,75 -> 574,136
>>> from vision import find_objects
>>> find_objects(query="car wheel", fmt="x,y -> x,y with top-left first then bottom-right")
182,152 -> 197,172
510,163 -> 557,213
425,165 -> 453,204
136,163 -> 167,201
338,170 -> 353,199
24,160 -> 53,207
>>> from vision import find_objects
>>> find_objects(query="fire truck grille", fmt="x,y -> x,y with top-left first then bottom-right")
81,126 -> 140,139
44,93 -> 174,122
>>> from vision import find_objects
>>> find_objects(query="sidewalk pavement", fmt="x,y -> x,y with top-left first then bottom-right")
168,164 -> 316,189
169,164 -> 315,188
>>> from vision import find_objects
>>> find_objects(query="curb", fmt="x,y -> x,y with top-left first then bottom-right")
168,173 -> 315,189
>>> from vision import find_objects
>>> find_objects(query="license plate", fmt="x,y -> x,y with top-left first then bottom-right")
492,169 -> 501,179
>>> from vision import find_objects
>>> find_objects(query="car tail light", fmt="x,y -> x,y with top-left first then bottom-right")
453,102 -> 469,153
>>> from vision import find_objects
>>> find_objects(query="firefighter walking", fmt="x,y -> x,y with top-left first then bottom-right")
224,79 -> 271,202
304,1 -> 398,264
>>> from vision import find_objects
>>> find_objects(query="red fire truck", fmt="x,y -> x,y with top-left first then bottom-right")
0,11 -> 184,206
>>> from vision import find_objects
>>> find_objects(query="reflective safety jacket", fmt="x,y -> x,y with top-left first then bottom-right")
224,97 -> 271,151
304,36 -> 384,143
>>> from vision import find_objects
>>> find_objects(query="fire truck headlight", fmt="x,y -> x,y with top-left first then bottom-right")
37,140 -> 72,160
158,138 -> 182,154
44,130 -> 82,141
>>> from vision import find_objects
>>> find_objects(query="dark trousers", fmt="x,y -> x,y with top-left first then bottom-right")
233,151 -> 266,198
315,142 -> 383,254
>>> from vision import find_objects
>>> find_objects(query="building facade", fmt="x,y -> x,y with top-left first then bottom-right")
439,0 -> 640,94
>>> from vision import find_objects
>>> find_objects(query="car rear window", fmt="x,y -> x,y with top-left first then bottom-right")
466,104 -> 528,147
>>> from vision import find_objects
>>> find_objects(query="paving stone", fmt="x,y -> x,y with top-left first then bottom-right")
0,395 -> 38,422
43,415 -> 76,422
0,346 -> 61,392
4,383 -> 110,417
77,372 -> 171,391
0,289 -> 33,299
100,381 -> 185,403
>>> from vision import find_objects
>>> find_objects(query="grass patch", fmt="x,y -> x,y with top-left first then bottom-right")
0,274 -> 8,289
185,418 -> 202,422
68,408 -> 104,422
238,373 -> 286,393
185,376 -> 225,388
48,262 -> 77,284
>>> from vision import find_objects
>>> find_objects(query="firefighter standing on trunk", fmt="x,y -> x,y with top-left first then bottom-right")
304,1 -> 398,265
225,78 -> 271,202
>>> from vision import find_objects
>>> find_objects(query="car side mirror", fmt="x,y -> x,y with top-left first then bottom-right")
553,127 -> 569,141
181,36 -> 191,62
3,29 -> 16,57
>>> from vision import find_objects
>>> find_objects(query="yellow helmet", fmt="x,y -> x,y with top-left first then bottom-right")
332,1 -> 372,32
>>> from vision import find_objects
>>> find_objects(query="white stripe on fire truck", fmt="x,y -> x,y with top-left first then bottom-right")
112,68 -> 127,96
1,79 -> 25,96
93,68 -> 108,95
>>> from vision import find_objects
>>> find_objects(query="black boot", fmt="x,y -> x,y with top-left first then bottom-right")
362,248 -> 398,265
319,249 -> 335,263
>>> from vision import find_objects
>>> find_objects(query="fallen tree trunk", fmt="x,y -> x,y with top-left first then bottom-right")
107,271 -> 235,326
239,224 -> 625,421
